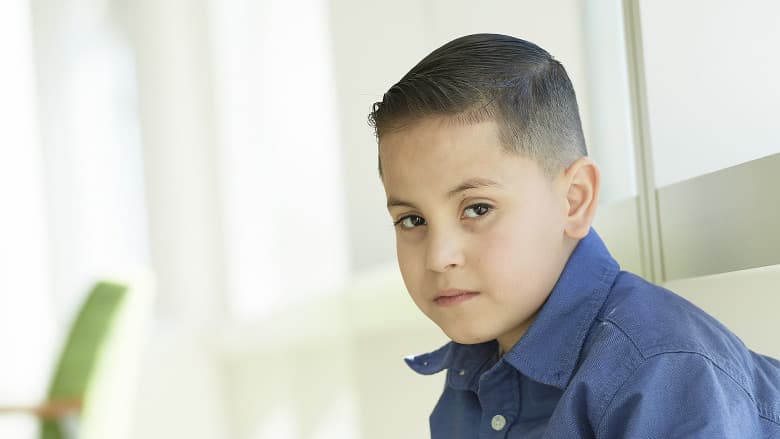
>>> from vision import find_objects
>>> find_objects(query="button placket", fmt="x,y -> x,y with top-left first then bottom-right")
477,361 -> 519,437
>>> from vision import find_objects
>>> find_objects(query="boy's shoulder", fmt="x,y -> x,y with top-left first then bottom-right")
598,271 -> 752,367
575,271 -> 780,432
587,270 -> 780,414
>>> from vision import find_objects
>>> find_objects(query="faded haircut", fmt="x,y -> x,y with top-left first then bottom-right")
368,33 -> 587,176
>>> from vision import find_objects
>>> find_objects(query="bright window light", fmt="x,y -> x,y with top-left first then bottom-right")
0,2 -> 56,438
211,0 -> 349,320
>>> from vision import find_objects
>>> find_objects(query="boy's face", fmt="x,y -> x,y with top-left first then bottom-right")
380,117 -> 576,352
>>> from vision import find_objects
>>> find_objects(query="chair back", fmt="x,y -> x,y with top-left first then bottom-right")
41,282 -> 127,439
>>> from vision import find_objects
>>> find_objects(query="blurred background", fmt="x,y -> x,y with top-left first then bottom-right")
1,0 -> 779,438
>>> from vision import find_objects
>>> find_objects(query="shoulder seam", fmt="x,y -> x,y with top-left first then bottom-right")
598,317 -> 646,361
602,315 -> 757,406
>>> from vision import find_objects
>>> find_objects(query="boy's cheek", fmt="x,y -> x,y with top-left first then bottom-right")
400,268 -> 426,298
396,251 -> 422,288
396,234 -> 428,263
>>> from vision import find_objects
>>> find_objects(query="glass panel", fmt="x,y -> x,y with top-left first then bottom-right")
641,0 -> 780,187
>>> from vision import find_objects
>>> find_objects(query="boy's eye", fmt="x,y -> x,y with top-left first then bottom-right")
395,215 -> 426,229
463,203 -> 492,218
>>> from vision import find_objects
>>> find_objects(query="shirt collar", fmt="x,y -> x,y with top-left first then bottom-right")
405,228 -> 620,390
503,228 -> 619,388
405,340 -> 499,391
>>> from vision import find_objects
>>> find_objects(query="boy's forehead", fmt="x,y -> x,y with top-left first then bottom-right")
380,119 -> 552,202
379,117 -> 504,165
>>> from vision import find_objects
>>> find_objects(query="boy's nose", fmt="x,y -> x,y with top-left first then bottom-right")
425,232 -> 465,272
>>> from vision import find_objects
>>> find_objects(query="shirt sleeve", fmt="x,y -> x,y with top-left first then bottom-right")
596,352 -> 760,438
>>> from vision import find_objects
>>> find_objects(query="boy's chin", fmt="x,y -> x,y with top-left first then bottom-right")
442,327 -> 495,345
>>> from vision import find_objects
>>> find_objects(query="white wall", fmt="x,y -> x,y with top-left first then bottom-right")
665,264 -> 780,359
582,0 -> 637,203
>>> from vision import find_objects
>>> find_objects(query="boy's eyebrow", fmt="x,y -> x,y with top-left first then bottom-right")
386,197 -> 418,209
386,177 -> 500,209
446,177 -> 500,198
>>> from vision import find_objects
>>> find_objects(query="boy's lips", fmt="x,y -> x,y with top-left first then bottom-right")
434,289 -> 479,306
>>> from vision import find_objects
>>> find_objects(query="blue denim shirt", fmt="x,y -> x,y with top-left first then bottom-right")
406,229 -> 780,438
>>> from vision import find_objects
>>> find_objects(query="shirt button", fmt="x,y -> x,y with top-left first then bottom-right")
491,414 -> 507,431
458,369 -> 465,376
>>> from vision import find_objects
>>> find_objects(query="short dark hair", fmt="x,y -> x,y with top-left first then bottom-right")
369,33 -> 587,175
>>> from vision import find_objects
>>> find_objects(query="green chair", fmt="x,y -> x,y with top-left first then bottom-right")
1,276 -> 152,439
43,281 -> 127,439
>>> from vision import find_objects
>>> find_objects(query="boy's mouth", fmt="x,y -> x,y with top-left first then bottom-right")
434,289 -> 479,307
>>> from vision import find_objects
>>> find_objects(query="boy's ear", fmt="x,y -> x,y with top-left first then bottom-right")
561,157 -> 600,239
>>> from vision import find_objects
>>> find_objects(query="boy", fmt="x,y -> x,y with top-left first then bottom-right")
369,34 -> 780,438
